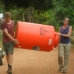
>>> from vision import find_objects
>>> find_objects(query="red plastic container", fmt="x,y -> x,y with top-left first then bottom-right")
15,22 -> 60,52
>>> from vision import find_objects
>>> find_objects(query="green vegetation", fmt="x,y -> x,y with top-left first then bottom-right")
0,0 -> 74,30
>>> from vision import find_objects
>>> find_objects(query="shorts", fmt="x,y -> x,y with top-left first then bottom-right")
3,42 -> 14,55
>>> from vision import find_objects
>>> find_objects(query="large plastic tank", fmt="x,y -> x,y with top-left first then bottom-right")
15,22 -> 60,52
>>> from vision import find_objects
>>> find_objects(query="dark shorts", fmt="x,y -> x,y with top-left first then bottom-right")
3,42 -> 14,55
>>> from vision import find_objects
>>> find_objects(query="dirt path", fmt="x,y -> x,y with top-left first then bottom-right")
0,47 -> 74,74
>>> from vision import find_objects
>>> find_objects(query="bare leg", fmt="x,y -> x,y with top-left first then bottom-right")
6,54 -> 13,65
6,54 -> 13,74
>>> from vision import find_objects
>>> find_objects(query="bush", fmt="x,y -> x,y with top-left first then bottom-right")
9,7 -> 60,31
9,6 -> 24,23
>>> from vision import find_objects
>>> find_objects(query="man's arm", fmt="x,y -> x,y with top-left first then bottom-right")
3,29 -> 14,41
3,29 -> 19,44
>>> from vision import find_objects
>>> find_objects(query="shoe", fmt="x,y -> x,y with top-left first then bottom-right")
7,68 -> 12,74
58,66 -> 63,71
62,71 -> 66,73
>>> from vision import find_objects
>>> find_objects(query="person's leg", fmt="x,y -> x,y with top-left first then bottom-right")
7,42 -> 14,74
63,42 -> 71,73
7,54 -> 13,66
6,54 -> 13,69
3,42 -> 14,74
6,55 -> 8,64
3,42 -> 9,64
6,54 -> 13,74
58,43 -> 64,71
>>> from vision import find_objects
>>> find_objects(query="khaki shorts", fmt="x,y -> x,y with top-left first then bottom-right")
3,42 -> 14,55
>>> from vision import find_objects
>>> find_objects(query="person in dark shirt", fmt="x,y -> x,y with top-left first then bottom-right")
1,12 -> 19,74
58,17 -> 72,73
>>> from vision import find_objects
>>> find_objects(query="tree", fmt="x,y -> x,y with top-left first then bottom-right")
52,0 -> 74,29
2,0 -> 53,10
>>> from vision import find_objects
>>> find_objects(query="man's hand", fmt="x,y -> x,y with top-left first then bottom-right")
3,29 -> 19,44
14,39 -> 19,44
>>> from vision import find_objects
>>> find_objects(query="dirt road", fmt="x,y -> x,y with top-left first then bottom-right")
0,47 -> 74,74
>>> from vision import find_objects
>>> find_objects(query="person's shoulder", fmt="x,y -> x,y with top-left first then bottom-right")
69,26 -> 72,28
1,21 -> 6,29
1,21 -> 5,25
68,26 -> 72,30
11,20 -> 15,23
11,20 -> 14,22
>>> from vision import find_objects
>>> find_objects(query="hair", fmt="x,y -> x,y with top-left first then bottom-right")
4,12 -> 11,18
64,17 -> 69,21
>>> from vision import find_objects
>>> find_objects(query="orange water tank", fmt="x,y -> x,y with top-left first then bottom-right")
15,22 -> 60,52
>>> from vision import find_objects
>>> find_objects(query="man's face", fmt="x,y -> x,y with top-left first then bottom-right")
5,17 -> 11,22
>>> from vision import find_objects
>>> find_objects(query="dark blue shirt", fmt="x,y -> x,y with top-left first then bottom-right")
60,26 -> 70,44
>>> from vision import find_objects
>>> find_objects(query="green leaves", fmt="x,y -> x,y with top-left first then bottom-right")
0,1 -> 4,13
1,0 -> 74,30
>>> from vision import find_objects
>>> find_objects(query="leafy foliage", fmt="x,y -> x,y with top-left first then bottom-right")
0,1 -> 4,12
0,0 -> 74,30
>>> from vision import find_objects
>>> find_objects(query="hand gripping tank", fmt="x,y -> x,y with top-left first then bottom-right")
15,22 -> 60,52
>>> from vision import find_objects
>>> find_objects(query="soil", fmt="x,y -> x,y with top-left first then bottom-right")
0,47 -> 74,74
